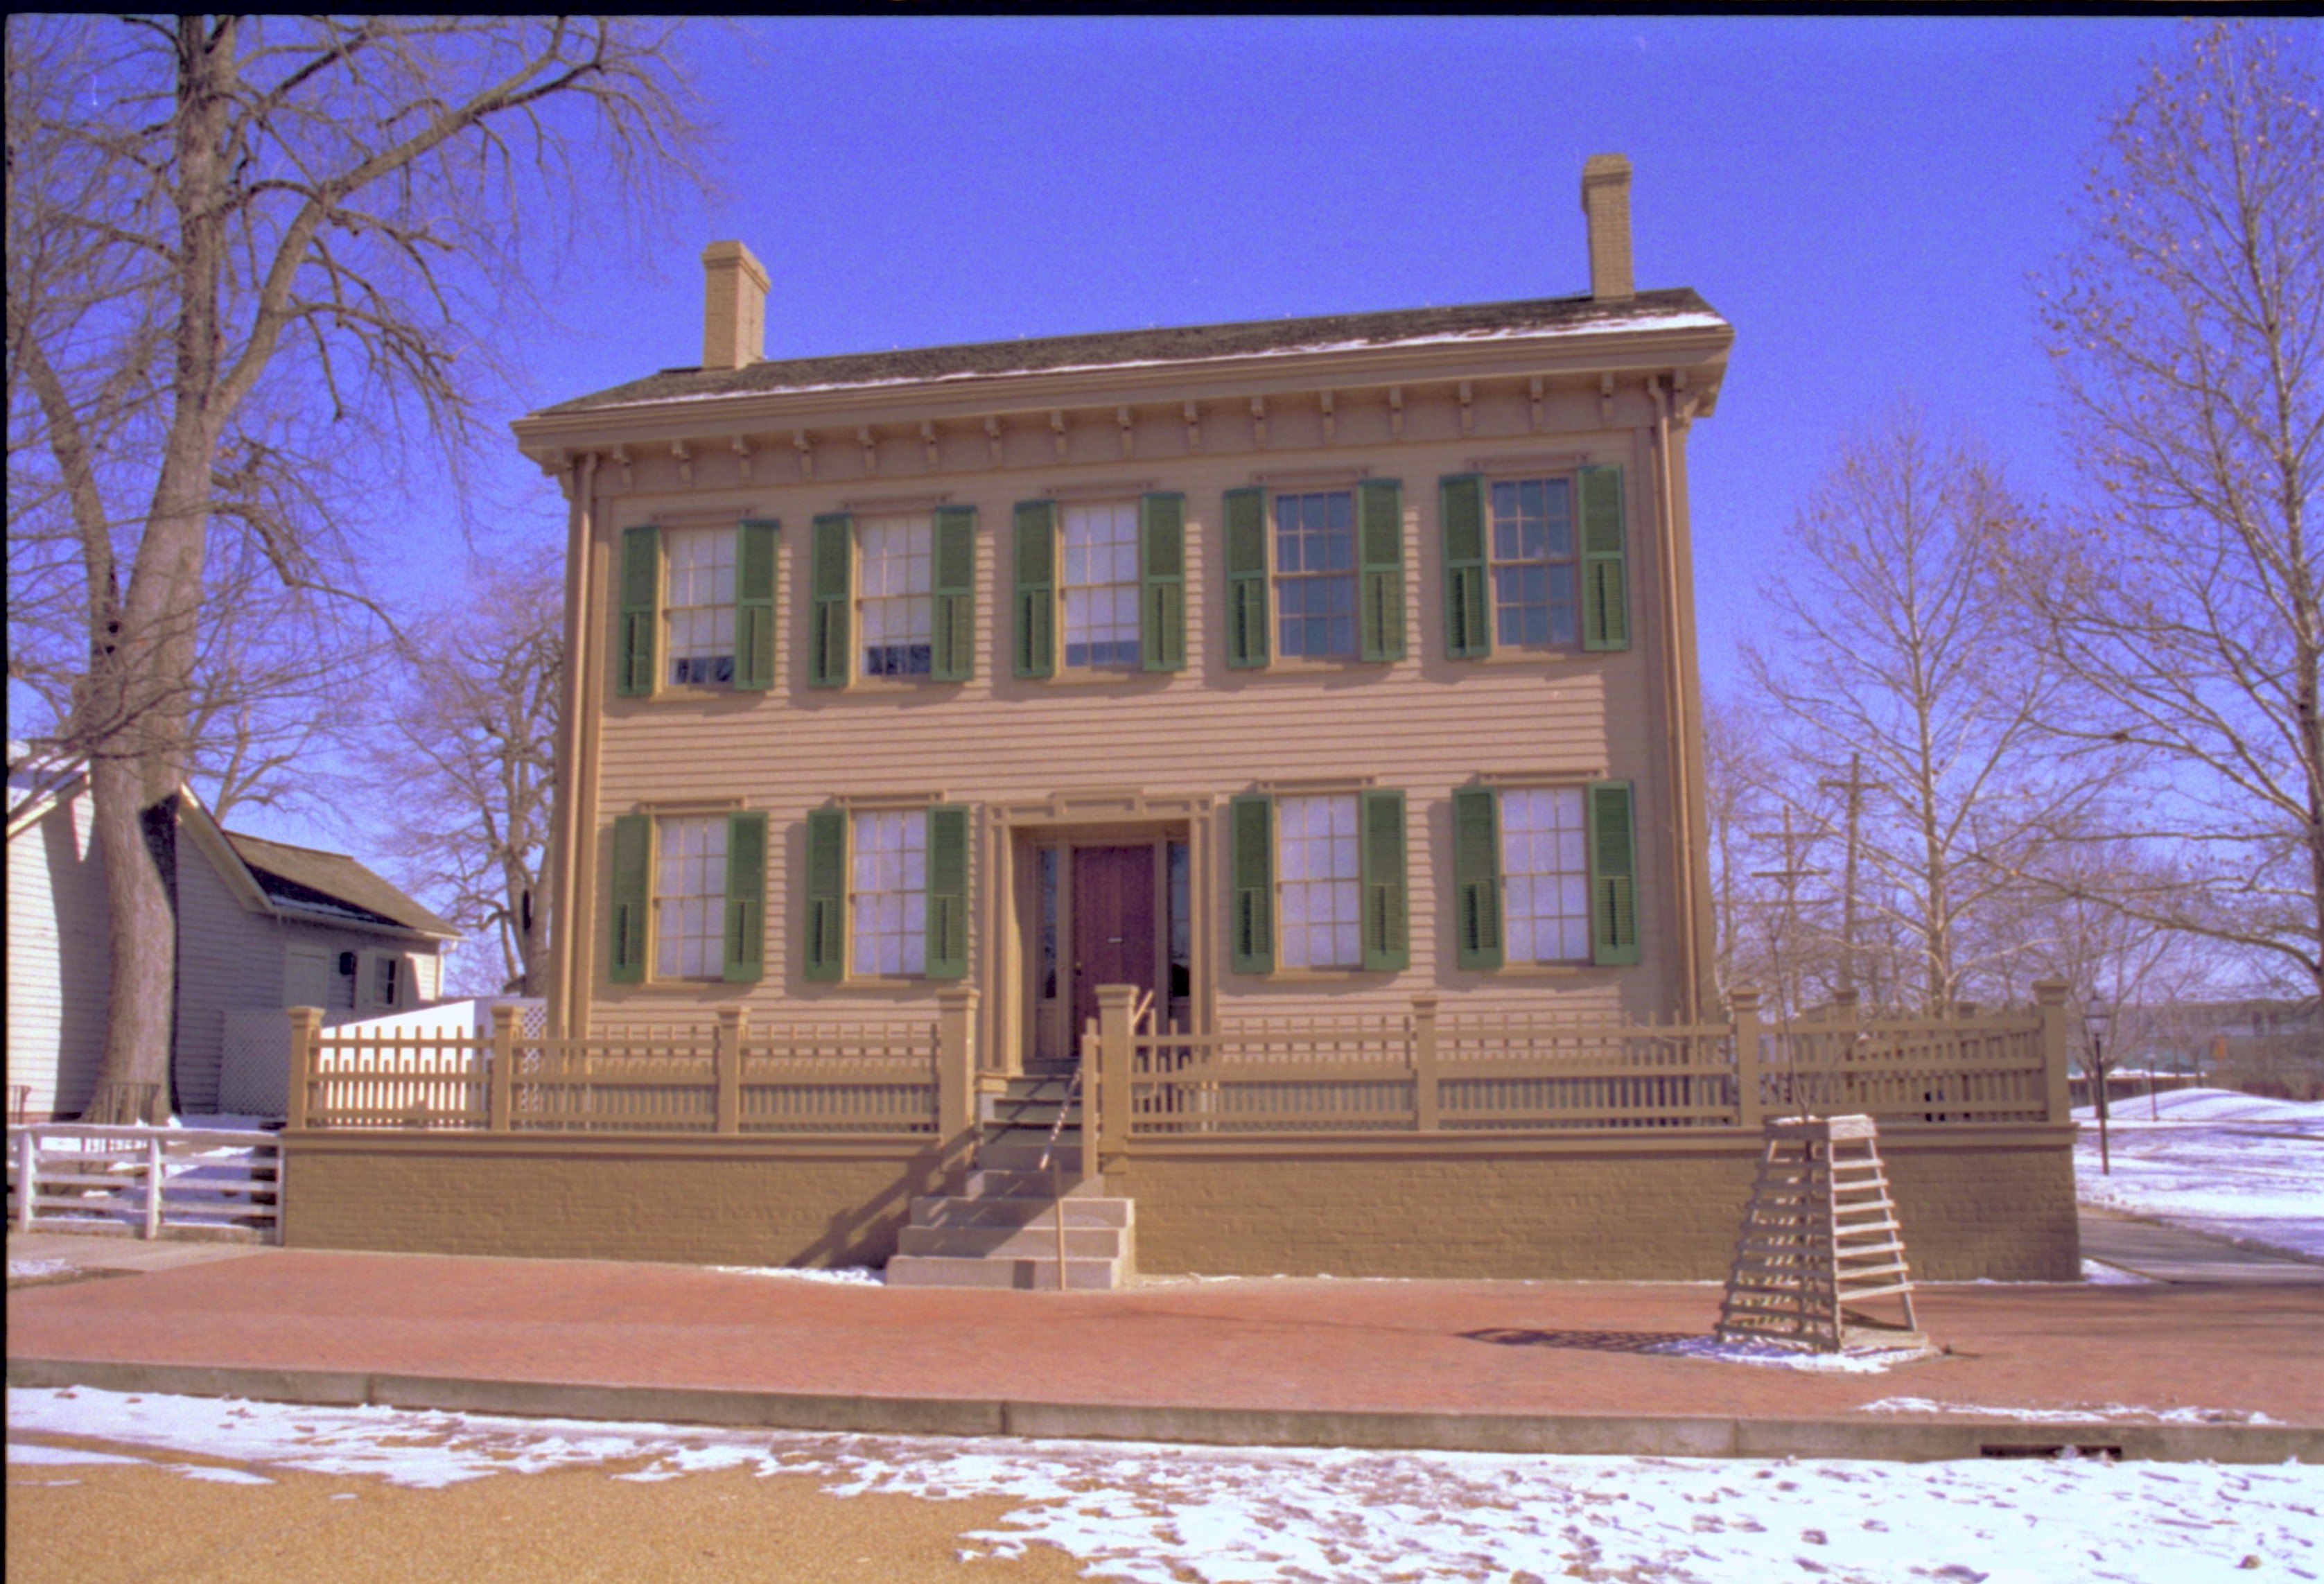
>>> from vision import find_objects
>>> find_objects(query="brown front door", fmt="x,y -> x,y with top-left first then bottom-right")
1070,845 -> 1157,1052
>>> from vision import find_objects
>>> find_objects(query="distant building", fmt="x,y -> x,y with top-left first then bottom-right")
6,756 -> 458,1120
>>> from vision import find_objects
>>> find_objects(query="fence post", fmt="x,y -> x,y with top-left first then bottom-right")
1410,994 -> 1440,1131
935,987 -> 979,1158
143,1133 -> 164,1239
488,1002 -> 518,1131
1096,984 -> 1136,1173
1077,1018 -> 1101,1181
286,1007 -> 321,1130
15,1128 -> 38,1233
1731,985 -> 1764,1131
715,1005 -> 746,1135
2034,977 -> 2070,1124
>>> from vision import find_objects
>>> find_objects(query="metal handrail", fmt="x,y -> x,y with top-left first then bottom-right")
1034,1062 -> 1085,1288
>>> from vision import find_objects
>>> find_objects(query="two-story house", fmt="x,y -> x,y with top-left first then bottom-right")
514,155 -> 1727,1082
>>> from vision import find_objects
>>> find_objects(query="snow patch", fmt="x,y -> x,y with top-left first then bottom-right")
7,1259 -> 78,1282
2081,1258 -> 2165,1286
708,1264 -> 882,1285
2075,1088 -> 2324,1259
1648,1337 -> 1935,1373
11,1386 -> 2318,1583
1858,1397 -> 2280,1425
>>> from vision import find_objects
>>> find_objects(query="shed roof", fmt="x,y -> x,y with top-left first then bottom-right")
537,287 -> 1725,415
223,831 -> 460,939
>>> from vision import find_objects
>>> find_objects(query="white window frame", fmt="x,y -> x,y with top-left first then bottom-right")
1271,489 -> 1359,660
1487,476 -> 1581,650
663,526 -> 737,686
1061,500 -> 1142,669
849,808 -> 927,977
1276,793 -> 1361,970
653,815 -> 727,981
1499,785 -> 1593,965
856,515 -> 935,679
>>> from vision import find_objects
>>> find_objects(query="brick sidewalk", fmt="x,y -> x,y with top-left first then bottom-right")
8,1246 -> 2318,1429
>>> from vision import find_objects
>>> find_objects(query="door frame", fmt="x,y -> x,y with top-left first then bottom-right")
985,791 -> 1214,1081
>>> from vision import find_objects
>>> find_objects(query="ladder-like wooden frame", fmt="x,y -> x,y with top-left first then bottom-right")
1715,1114 -> 1922,1352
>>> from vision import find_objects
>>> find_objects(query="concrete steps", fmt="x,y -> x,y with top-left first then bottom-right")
884,1075 -> 1135,1291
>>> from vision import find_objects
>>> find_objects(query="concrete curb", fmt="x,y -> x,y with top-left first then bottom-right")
8,1356 -> 2316,1465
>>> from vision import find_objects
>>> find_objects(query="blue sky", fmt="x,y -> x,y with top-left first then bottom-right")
261,17 -> 2192,853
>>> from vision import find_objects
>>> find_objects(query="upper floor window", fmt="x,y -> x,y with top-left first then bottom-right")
1489,479 -> 1579,649
1273,491 -> 1358,659
665,528 -> 738,686
857,516 -> 934,678
1062,502 -> 1142,668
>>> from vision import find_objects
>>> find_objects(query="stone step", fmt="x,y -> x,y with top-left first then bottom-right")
975,1136 -> 1086,1172
896,1223 -> 1127,1259
960,1168 -> 1112,1200
884,1254 -> 1124,1291
909,1194 -> 1133,1230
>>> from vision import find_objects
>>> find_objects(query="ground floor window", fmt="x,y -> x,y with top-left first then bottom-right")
1499,786 -> 1591,964
655,815 -> 727,979
1277,793 -> 1361,968
851,808 -> 927,975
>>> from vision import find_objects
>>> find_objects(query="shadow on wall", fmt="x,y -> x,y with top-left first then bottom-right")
44,808 -> 110,1119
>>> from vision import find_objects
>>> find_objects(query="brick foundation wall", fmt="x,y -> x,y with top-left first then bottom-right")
1118,1128 -> 2079,1282
281,1136 -> 949,1268
281,1126 -> 2077,1280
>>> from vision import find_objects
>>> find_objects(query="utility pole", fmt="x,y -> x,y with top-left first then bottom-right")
1749,806 -> 1826,1021
1817,755 -> 1882,1004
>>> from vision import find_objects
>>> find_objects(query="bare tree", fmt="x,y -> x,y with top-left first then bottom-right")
2022,21 -> 2324,1000
6,17 -> 702,1117
1745,402 -> 2107,1015
362,550 -> 561,998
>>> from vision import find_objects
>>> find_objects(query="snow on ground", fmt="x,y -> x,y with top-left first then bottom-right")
2075,1088 -> 2323,1260
8,1387 -> 2318,1583
707,1264 -> 882,1284
6,1258 -> 78,1282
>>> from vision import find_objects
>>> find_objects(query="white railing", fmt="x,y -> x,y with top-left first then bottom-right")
8,1124 -> 281,1241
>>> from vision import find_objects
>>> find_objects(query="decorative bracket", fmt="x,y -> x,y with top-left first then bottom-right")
1388,386 -> 1404,440
858,426 -> 880,476
1117,406 -> 1135,459
1250,395 -> 1268,449
1458,381 -> 1474,437
1600,372 -> 1616,427
921,420 -> 941,470
610,444 -> 633,492
1050,410 -> 1069,460
1183,401 -> 1201,453
793,429 -> 814,481
1529,376 -> 1545,433
670,438 -> 692,489
985,415 -> 1004,467
1319,390 -> 1336,445
731,435 -> 753,484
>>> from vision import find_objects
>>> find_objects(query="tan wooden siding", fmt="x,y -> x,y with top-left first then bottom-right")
5,788 -> 112,1120
582,415 -> 1700,1054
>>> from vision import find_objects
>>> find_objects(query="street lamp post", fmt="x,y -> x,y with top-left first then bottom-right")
2085,1000 -> 2115,1176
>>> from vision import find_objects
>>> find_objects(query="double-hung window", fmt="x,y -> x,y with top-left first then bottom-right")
1274,491 -> 1358,659
664,528 -> 738,685
801,803 -> 970,981
615,521 -> 777,695
1441,468 -> 1627,658
1223,481 -> 1404,668
1061,502 -> 1142,668
1451,782 -> 1639,970
1488,479 -> 1580,649
1228,788 -> 1407,975
606,810 -> 767,985
857,516 -> 934,678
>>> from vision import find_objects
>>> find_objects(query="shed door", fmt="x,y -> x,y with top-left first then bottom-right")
1069,845 -> 1158,1054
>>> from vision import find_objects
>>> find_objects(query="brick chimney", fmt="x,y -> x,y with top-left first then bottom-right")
700,240 -> 769,371
1580,154 -> 1635,304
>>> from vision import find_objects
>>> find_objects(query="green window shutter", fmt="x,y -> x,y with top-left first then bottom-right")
609,813 -> 652,983
1013,500 -> 1056,679
1139,492 -> 1187,672
1230,793 -> 1274,975
932,506 -> 977,682
1588,779 -> 1641,966
1452,785 -> 1503,970
809,514 -> 852,687
925,803 -> 970,980
735,520 -> 779,690
617,525 -> 660,696
1357,480 -> 1406,663
723,811 -> 767,982
1358,788 -> 1408,972
1439,476 -> 1489,659
1580,465 -> 1630,652
803,807 -> 847,981
1223,487 -> 1270,668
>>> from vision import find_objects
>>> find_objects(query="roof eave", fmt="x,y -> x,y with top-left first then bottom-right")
512,315 -> 1734,460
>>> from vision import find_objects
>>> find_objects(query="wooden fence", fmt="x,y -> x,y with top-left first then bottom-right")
285,981 -> 2070,1170
290,994 -> 976,1140
8,1125 -> 281,1241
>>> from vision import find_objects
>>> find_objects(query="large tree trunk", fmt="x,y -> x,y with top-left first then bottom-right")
85,756 -> 178,1123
